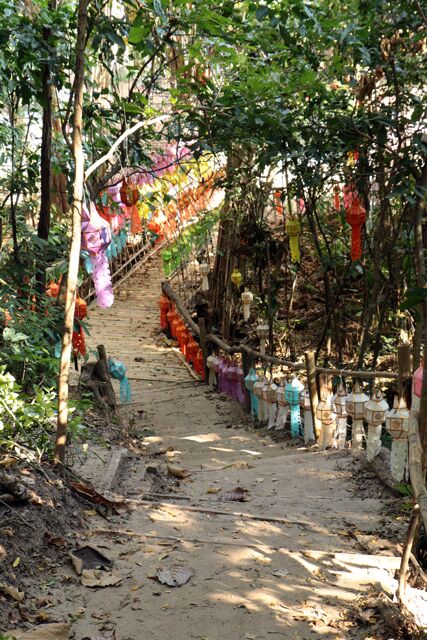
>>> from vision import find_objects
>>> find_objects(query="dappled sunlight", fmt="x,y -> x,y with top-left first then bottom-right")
181,432 -> 222,443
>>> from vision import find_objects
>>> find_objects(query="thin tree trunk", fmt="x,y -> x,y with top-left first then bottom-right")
37,16 -> 54,242
413,160 -> 427,460
10,100 -> 19,263
36,6 -> 55,296
54,0 -> 89,466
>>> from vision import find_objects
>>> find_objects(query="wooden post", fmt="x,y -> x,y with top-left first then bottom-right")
96,344 -> 116,408
305,350 -> 321,439
242,349 -> 254,414
198,318 -> 209,384
398,343 -> 412,407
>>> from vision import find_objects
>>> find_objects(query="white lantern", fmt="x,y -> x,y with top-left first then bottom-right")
386,396 -> 409,481
253,377 -> 267,423
266,381 -> 278,429
364,388 -> 389,462
332,383 -> 348,449
347,381 -> 369,455
206,354 -> 217,386
241,289 -> 253,322
199,263 -> 210,292
303,389 -> 315,443
316,394 -> 335,450
275,380 -> 289,430
256,324 -> 269,356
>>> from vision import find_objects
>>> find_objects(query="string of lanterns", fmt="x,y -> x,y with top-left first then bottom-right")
159,291 -> 418,484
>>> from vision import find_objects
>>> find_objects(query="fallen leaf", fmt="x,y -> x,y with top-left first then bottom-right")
225,461 -> 254,470
216,487 -> 248,502
167,464 -> 191,479
81,569 -> 122,588
154,565 -> 193,587
13,556 -> 21,568
4,623 -> 72,639
0,581 -> 25,601
69,481 -> 124,513
206,487 -> 221,494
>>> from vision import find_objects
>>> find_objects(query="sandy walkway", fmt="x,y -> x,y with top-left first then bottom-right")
53,256 -> 401,639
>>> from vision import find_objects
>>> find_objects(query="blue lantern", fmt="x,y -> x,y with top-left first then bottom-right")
285,377 -> 304,437
244,368 -> 259,419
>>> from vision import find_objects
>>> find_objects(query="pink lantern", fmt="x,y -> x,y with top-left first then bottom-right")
413,364 -> 424,398
81,202 -> 114,308
81,202 -> 111,256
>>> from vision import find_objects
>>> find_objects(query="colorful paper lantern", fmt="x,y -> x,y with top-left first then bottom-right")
256,324 -> 269,356
345,196 -> 366,261
120,179 -> 139,206
332,383 -> 348,449
275,380 -> 289,431
316,394 -> 335,450
286,219 -> 301,263
244,367 -> 259,418
241,289 -> 253,322
364,388 -> 388,462
230,268 -> 243,288
285,377 -> 304,437
303,389 -> 315,443
199,263 -> 210,292
347,381 -> 369,455
386,396 -> 409,481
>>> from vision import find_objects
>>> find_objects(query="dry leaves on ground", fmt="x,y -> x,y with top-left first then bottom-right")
153,565 -> 193,587
216,487 -> 248,502
167,464 -> 191,479
0,581 -> 25,601
81,569 -> 122,588
68,481 -> 124,513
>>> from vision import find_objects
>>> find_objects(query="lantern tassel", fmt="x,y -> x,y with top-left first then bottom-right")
290,405 -> 301,437
91,252 -> 114,308
351,224 -> 363,261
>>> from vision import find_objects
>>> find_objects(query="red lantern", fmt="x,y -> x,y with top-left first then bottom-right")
181,327 -> 190,357
74,295 -> 87,320
345,197 -> 366,261
274,190 -> 283,215
186,336 -> 199,364
195,349 -> 205,380
159,295 -> 170,330
333,185 -> 341,212
72,327 -> 86,357
120,179 -> 139,206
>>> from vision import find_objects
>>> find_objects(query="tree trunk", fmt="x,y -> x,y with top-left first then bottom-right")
413,160 -> 427,461
54,0 -> 89,466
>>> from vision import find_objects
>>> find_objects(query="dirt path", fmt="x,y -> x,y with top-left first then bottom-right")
53,257 -> 401,639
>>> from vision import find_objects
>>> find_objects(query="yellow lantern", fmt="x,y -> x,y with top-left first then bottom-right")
286,219 -> 301,263
230,268 -> 243,288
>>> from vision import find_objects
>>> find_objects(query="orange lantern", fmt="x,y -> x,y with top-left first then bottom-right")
170,314 -> 180,339
74,295 -> 88,320
180,327 -> 190,356
176,321 -> 186,348
72,328 -> 86,356
274,190 -> 283,215
120,179 -> 139,206
333,185 -> 341,211
159,294 -> 170,330
186,336 -> 199,364
195,349 -> 205,380
345,197 -> 366,261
